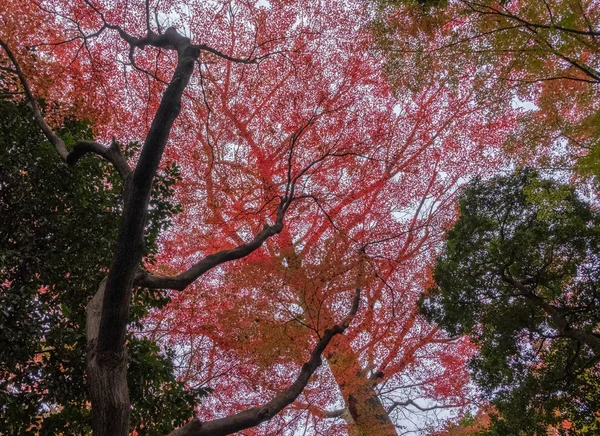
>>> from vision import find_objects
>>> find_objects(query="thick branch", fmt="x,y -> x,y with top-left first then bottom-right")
136,196 -> 291,291
136,222 -> 283,290
324,408 -> 348,419
97,42 -> 199,354
168,289 -> 361,436
67,139 -> 132,180
88,8 -> 260,65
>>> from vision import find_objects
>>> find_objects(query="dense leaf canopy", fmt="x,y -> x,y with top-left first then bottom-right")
2,0 -> 600,435
374,0 -> 600,178
422,170 -> 600,434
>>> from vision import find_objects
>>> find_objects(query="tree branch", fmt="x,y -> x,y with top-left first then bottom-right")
96,38 -> 200,355
463,0 -> 600,37
0,38 -> 69,159
0,39 -> 132,179
387,399 -> 467,414
168,289 -> 361,436
83,1 -> 274,65
323,408 -> 348,419
136,198 -> 290,290
502,275 -> 600,349
67,139 -> 132,180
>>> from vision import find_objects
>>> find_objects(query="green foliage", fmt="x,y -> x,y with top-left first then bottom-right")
0,99 -> 201,435
374,0 -> 448,10
373,0 -> 600,181
421,170 -> 600,434
128,339 -> 209,436
576,139 -> 600,188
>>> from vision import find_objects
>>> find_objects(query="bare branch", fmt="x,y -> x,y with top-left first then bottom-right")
67,139 -> 132,180
83,0 -> 274,64
387,399 -> 467,414
136,198 -> 289,291
462,0 -> 600,37
323,408 -> 348,419
195,43 -> 261,64
145,0 -> 151,34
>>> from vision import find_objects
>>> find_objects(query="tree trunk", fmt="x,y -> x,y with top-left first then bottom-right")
86,279 -> 130,436
325,335 -> 397,436
284,245 -> 397,435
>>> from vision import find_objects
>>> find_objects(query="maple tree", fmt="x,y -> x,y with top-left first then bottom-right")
0,0 -> 519,435
142,3 -> 516,434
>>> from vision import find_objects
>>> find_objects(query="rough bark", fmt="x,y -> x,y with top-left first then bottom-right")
79,31 -> 200,435
86,279 -> 129,435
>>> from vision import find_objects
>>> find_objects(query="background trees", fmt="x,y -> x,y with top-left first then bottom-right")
374,0 -> 600,178
373,1 -> 600,432
422,170 -> 600,434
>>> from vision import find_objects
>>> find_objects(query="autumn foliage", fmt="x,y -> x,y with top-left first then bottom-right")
0,0 -> 529,434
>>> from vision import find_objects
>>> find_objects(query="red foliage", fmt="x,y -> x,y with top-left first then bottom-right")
138,2 -> 514,432
1,0 -> 519,433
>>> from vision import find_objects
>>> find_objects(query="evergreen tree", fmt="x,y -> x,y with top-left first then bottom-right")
0,98 -> 204,435
422,170 -> 600,434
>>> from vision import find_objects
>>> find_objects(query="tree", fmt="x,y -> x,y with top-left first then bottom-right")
0,2 -> 379,434
430,409 -> 492,436
422,170 -> 600,434
0,97 -> 204,435
144,4 -> 516,432
1,1 -> 517,434
373,0 -> 600,179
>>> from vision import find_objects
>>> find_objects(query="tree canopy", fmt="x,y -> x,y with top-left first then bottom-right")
422,170 -> 600,434
1,0 -> 599,435
373,0 -> 600,177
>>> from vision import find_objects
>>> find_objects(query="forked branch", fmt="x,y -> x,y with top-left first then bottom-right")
168,289 -> 361,436
501,274 -> 600,349
67,139 -> 132,180
83,0 -> 265,64
0,39 -> 132,180
387,399 -> 469,414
